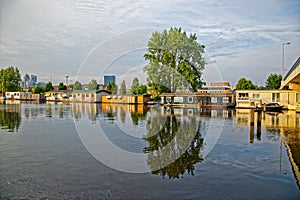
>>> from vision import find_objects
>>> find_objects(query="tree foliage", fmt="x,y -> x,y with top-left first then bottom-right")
120,80 -> 126,95
131,77 -> 139,94
235,78 -> 257,90
32,86 -> 44,94
44,81 -> 54,92
106,81 -> 117,93
135,84 -> 148,95
144,27 -> 205,93
265,73 -> 282,89
0,66 -> 21,93
58,82 -> 67,90
73,81 -> 82,90
88,79 -> 99,90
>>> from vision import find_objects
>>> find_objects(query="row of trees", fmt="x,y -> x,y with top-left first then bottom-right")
106,77 -> 148,95
236,73 -> 282,90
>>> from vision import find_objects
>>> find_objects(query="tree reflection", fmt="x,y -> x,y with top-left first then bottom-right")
0,105 -> 21,132
144,107 -> 203,179
131,112 -> 147,125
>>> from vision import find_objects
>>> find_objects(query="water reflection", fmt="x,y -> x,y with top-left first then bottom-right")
0,104 -> 21,132
144,107 -> 203,178
235,109 -> 300,189
1,101 -> 299,185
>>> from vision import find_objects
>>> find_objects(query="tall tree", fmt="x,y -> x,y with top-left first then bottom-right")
88,79 -> 99,90
235,78 -> 257,90
120,80 -> 127,95
58,82 -> 67,90
0,66 -> 21,93
106,81 -> 116,93
131,77 -> 139,94
265,73 -> 282,89
44,81 -> 54,92
73,81 -> 82,90
144,27 -> 205,93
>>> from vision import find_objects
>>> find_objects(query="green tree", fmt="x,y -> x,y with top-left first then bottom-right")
88,79 -> 99,90
131,77 -> 139,94
235,78 -> 257,90
135,84 -> 147,95
144,27 -> 205,93
265,73 -> 282,89
58,82 -> 67,90
73,81 -> 82,90
106,81 -> 116,93
32,86 -> 43,94
44,81 -> 54,92
0,66 -> 21,93
120,80 -> 127,95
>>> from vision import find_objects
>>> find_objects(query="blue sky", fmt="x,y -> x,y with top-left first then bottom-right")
0,0 -> 299,86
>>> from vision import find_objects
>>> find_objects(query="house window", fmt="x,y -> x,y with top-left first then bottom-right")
91,94 -> 95,98
223,97 -> 229,103
188,96 -> 193,103
238,93 -> 249,100
77,93 -> 80,96
296,93 -> 300,103
211,97 -> 217,103
272,93 -> 280,102
86,94 -> 89,97
70,94 -> 72,97
252,93 -> 260,100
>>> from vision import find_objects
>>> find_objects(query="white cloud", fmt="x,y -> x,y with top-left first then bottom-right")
0,0 -> 299,86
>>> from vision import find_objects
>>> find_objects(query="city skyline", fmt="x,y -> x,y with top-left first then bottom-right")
0,0 -> 299,86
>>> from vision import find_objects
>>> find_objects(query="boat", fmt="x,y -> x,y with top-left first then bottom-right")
265,102 -> 283,112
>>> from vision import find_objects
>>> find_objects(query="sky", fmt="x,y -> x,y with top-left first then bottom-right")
0,0 -> 299,86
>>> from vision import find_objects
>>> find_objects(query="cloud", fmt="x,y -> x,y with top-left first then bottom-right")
0,0 -> 299,86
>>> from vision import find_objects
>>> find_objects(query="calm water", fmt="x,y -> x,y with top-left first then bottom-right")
0,102 -> 299,199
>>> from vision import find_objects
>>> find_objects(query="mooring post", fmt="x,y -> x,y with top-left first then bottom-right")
257,110 -> 262,140
250,108 -> 255,143
263,103 -> 266,112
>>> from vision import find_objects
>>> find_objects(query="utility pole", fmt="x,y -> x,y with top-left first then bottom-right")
282,42 -> 291,78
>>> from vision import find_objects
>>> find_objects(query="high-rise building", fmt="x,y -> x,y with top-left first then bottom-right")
30,75 -> 37,83
104,75 -> 116,86
24,73 -> 30,82
21,73 -> 38,88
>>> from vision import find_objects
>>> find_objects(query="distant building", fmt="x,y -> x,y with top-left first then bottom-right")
210,82 -> 230,87
104,75 -> 115,86
24,73 -> 30,82
21,73 -> 38,88
30,75 -> 37,83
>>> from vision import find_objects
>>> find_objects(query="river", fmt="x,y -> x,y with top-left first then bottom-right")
0,102 -> 299,199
